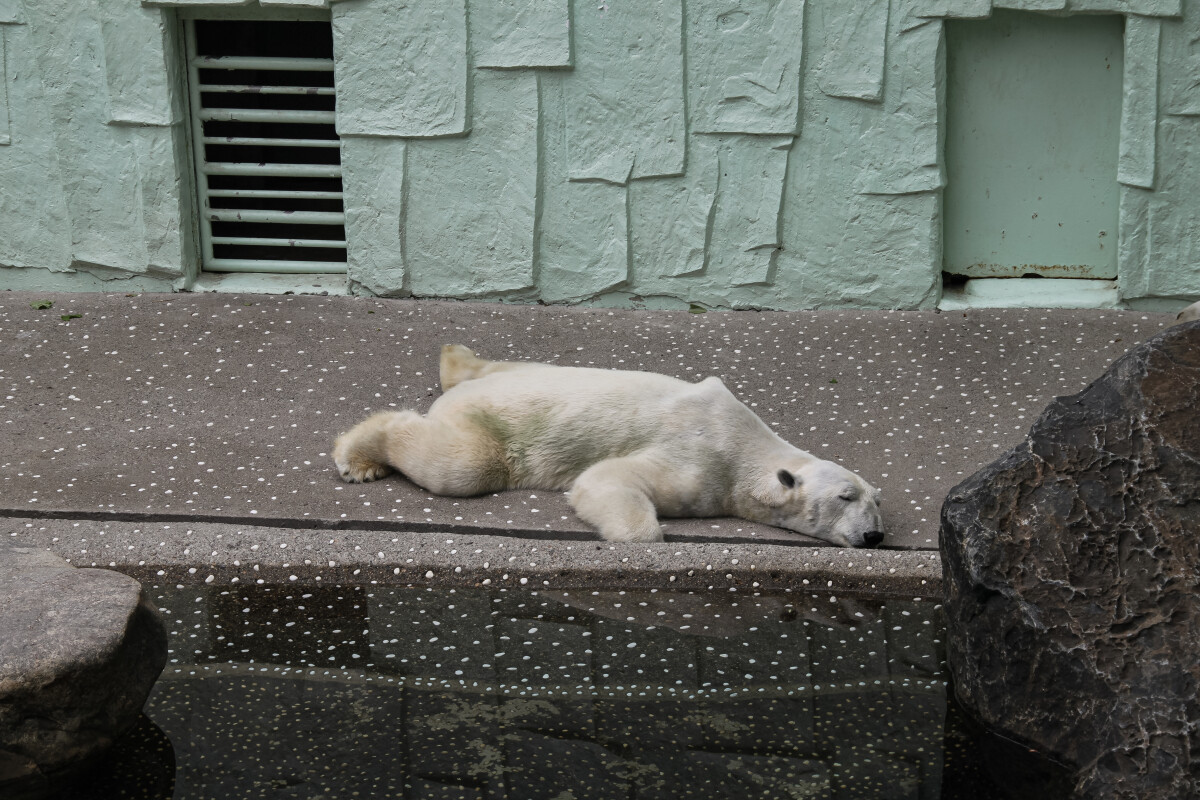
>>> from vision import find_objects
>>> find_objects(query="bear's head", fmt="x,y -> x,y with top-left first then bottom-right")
750,459 -> 884,548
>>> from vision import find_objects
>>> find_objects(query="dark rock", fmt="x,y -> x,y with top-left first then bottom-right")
0,541 -> 167,798
941,320 -> 1200,799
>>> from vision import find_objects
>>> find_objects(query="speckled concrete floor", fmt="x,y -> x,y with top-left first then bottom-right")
0,292 -> 1174,554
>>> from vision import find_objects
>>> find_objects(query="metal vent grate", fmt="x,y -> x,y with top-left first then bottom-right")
186,19 -> 346,274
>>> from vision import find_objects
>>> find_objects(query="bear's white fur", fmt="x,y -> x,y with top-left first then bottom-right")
333,345 -> 885,548
1177,300 -> 1200,324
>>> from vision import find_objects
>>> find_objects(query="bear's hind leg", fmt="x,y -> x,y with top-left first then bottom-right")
439,345 -> 492,392
569,455 -> 665,543
439,344 -> 535,392
335,408 -> 511,496
381,411 -> 510,497
333,411 -> 408,483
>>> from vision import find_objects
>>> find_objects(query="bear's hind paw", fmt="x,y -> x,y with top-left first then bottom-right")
337,460 -> 392,484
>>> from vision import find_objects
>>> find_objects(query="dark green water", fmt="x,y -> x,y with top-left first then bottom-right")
56,585 -> 1072,800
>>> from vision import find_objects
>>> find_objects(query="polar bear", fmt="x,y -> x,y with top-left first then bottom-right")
333,345 -> 885,548
1177,300 -> 1200,324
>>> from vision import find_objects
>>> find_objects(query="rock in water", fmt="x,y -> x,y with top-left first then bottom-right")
0,542 -> 167,798
941,320 -> 1200,800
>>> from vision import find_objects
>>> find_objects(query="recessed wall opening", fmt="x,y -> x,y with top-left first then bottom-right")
185,19 -> 346,274
943,10 -> 1124,286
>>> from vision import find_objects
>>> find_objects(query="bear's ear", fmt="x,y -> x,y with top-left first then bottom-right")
752,470 -> 801,508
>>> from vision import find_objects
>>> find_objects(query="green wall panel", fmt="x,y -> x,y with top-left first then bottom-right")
405,70 -> 537,297
944,10 -> 1123,279
563,0 -> 685,183
687,0 -> 805,135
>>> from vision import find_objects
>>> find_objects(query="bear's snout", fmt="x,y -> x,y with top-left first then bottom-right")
860,530 -> 884,548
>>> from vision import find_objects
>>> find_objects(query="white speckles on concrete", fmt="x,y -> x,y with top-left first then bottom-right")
0,292 -> 1175,551
6,520 -> 943,598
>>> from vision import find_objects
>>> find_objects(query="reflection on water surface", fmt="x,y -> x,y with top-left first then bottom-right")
64,584 -> 1070,800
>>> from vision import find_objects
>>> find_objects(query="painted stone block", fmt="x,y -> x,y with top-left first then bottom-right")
706,135 -> 792,287
17,0 -> 186,276
812,0 -> 889,102
332,0 -> 467,138
539,181 -> 627,302
134,126 -> 186,275
1118,16 -> 1160,189
628,134 -> 790,298
1139,117 -> 1200,297
994,0 -> 1067,10
564,1 -> 684,183
0,28 -> 9,146
784,191 -> 940,308
260,0 -> 330,7
98,0 -> 174,126
896,0 -> 988,32
688,0 -> 805,134
538,74 -> 628,302
0,0 -> 23,24
1160,0 -> 1200,115
0,22 -> 71,269
1067,0 -> 1181,15
780,65 -> 939,308
1148,197 -> 1200,294
0,0 -> 20,147
472,0 -> 570,69
26,1 -> 148,270
630,157 -> 717,280
854,10 -> 943,195
1117,185 -> 1152,299
406,70 -> 537,296
342,138 -> 407,296
66,134 -> 149,270
139,0 -> 251,6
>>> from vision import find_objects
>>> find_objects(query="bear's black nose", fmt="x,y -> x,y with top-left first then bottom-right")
862,531 -> 884,548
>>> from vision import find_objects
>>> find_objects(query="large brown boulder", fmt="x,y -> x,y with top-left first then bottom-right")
941,320 -> 1200,799
0,541 -> 167,798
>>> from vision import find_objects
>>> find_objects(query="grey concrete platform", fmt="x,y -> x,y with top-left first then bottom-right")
0,291 -> 1175,591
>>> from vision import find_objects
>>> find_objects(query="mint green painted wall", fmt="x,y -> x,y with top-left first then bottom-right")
0,0 -> 194,286
1,0 -> 1197,309
1121,5 -> 1200,302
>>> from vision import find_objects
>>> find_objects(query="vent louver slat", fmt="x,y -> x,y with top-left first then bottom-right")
187,20 -> 346,274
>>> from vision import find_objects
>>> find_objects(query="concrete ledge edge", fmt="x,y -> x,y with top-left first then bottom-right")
6,519 -> 943,599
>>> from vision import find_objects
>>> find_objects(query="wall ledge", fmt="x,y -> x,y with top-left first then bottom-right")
939,277 -> 1121,310
188,271 -> 348,295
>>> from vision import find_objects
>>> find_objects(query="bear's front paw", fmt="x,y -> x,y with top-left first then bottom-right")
603,521 -> 664,544
335,458 -> 392,483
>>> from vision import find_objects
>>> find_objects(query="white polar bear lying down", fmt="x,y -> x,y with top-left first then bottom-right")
333,345 -> 885,548
1178,300 -> 1200,323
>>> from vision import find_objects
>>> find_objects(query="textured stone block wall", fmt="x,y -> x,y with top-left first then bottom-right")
332,0 -> 949,309
0,0 -> 1197,308
0,0 -> 193,286
1121,3 -> 1200,302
